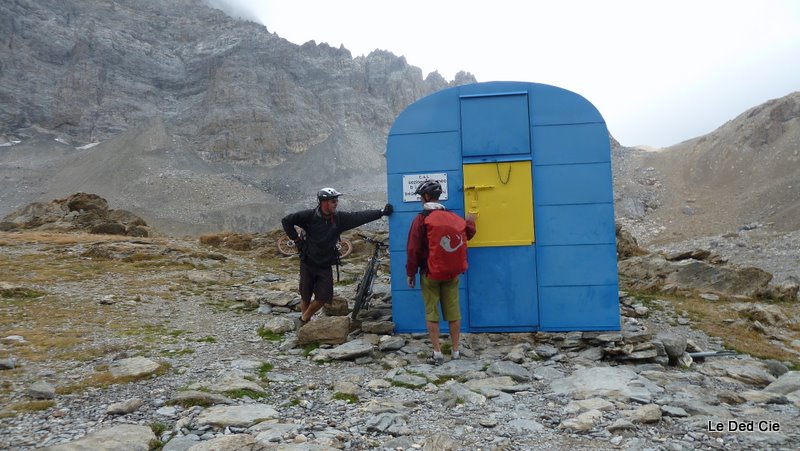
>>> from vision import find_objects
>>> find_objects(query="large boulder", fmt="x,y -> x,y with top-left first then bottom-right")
64,192 -> 109,213
616,223 -> 648,259
1,193 -> 152,237
618,253 -> 773,299
297,316 -> 351,345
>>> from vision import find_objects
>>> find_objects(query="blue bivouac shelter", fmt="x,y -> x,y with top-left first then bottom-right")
386,81 -> 620,333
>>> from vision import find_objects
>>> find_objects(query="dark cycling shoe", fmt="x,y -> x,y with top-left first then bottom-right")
293,317 -> 308,330
426,352 -> 444,366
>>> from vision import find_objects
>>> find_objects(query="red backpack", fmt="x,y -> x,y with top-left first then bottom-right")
422,209 -> 468,280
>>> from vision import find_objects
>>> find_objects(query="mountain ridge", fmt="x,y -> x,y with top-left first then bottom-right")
2,0 -> 799,243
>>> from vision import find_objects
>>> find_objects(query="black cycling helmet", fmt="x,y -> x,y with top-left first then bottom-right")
317,187 -> 342,202
414,180 -> 442,198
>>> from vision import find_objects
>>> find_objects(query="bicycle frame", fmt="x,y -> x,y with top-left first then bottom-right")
351,234 -> 389,320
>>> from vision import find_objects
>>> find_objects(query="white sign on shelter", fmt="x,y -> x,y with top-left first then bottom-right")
402,173 -> 449,202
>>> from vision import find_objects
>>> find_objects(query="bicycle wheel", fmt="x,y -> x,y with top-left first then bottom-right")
337,239 -> 353,258
276,236 -> 298,256
351,267 -> 374,319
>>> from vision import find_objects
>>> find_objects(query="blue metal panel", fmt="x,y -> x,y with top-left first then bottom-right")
463,155 -> 532,164
392,288 -> 469,333
386,132 -> 461,175
528,84 -> 604,125
458,81 -> 531,97
391,290 -> 428,333
532,123 -> 611,165
460,93 -> 530,157
466,246 -> 538,328
537,244 -> 618,286
387,214 -> 418,254
389,249 -> 413,290
389,88 -> 460,135
539,285 -> 620,331
535,204 -> 616,246
533,163 -> 614,205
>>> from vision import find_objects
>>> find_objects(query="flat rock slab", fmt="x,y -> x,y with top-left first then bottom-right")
764,371 -> 800,395
195,404 -> 279,428
208,375 -> 265,394
550,366 -> 663,402
168,390 -> 233,406
109,356 -> 160,378
184,434 -> 256,451
45,424 -> 155,451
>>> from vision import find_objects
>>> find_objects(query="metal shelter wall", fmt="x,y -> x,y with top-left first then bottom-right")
386,81 -> 620,333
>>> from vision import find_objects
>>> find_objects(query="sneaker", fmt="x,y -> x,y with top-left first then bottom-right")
426,352 -> 444,366
451,351 -> 461,360
293,317 -> 308,330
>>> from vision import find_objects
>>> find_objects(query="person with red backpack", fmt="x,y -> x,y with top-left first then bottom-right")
282,187 -> 393,327
406,180 -> 476,365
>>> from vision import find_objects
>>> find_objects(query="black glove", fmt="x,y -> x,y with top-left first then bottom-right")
382,203 -> 394,217
293,237 -> 307,253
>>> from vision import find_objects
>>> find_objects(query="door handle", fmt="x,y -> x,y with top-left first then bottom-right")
464,184 -> 494,212
464,184 -> 494,200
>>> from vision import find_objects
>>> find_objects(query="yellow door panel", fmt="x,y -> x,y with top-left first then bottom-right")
463,161 -> 534,247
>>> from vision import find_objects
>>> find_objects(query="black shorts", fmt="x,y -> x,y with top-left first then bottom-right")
299,262 -> 334,303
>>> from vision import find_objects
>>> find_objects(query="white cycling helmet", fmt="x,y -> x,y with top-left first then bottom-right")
317,187 -> 342,201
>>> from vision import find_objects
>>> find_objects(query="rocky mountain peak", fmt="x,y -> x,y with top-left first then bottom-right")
0,0 -> 473,234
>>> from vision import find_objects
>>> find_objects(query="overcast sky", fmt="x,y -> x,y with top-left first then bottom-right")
209,0 -> 800,148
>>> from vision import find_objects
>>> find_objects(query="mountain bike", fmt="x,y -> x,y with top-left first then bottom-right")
351,233 -> 389,320
276,227 -> 353,258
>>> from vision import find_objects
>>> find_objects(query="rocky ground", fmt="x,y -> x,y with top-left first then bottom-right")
1,231 -> 799,451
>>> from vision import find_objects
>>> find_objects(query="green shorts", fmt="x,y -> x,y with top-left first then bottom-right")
421,275 -> 461,322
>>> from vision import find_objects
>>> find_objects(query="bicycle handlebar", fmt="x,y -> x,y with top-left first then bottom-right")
357,233 -> 389,246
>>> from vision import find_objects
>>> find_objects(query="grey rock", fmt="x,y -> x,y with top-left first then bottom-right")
550,366 -> 662,403
184,434 -> 256,451
45,424 -> 155,451
533,365 -> 566,382
607,418 -> 636,432
631,404 -> 662,423
0,358 -> 16,370
559,410 -> 602,431
261,315 -> 295,334
250,422 -> 299,443
387,371 -> 428,388
533,344 -> 559,358
195,404 -> 279,428
422,432 -> 460,451
168,390 -> 233,407
365,412 -> 407,433
765,360 -> 790,378
28,380 -> 55,400
656,332 -> 687,361
162,435 -> 201,451
660,405 -> 689,417
109,356 -> 160,379
763,371 -> 800,395
486,360 -> 532,382
445,380 -> 487,405
323,339 -> 374,360
360,320 -> 394,334
297,316 -> 351,346
699,359 -> 776,387
106,398 -> 144,414
378,335 -> 406,351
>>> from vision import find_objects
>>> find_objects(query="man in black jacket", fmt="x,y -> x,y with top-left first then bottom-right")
282,187 -> 393,325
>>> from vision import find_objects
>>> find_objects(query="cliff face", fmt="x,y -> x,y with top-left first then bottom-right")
0,0 -> 472,169
0,0 -> 475,234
